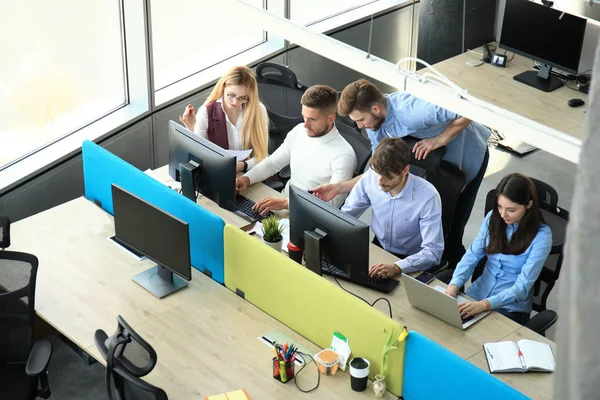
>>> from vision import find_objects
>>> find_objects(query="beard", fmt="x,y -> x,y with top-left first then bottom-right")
370,113 -> 385,131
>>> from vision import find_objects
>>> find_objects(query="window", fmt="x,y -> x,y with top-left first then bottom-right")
0,0 -> 127,169
290,0 -> 378,25
150,0 -> 266,91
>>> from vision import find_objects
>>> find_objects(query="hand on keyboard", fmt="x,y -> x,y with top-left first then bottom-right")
253,196 -> 289,215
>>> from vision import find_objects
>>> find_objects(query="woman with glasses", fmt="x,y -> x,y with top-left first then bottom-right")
180,65 -> 268,173
444,173 -> 552,325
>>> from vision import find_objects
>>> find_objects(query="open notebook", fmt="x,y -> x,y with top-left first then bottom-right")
484,339 -> 555,373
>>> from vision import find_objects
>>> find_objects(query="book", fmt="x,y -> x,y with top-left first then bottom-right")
483,339 -> 555,373
205,389 -> 251,400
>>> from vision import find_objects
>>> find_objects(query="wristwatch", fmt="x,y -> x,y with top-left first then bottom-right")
242,161 -> 248,173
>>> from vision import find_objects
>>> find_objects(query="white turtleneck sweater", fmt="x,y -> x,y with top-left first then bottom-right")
243,123 -> 357,209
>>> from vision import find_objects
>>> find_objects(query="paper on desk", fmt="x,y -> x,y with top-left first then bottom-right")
248,218 -> 290,252
227,149 -> 252,161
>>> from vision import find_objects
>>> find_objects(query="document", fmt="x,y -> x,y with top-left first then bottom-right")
484,339 -> 555,373
226,149 -> 252,161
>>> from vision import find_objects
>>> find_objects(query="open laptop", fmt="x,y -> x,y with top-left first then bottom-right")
403,274 -> 490,329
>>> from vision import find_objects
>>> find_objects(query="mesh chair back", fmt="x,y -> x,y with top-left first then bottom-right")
336,122 -> 372,177
97,315 -> 166,400
0,251 -> 38,363
256,63 -> 306,118
0,216 -> 10,249
266,110 -> 304,155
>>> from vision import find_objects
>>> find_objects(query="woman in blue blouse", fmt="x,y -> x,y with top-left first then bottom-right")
444,173 -> 552,324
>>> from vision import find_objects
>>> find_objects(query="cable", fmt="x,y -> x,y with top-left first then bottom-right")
502,50 -> 515,62
323,254 -> 393,319
294,352 -> 320,393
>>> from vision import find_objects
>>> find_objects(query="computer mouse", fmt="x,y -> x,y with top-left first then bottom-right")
568,98 -> 585,108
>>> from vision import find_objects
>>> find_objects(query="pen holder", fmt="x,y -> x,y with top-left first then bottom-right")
272,357 -> 295,383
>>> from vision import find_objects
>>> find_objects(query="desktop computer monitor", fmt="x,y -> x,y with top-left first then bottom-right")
499,0 -> 586,92
168,120 -> 236,210
289,185 -> 398,293
112,184 -> 192,298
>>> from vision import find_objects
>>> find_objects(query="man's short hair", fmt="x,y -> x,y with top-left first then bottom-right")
338,79 -> 386,116
370,138 -> 411,178
301,85 -> 338,115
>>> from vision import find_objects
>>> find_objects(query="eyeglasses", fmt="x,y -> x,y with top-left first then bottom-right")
225,92 -> 249,104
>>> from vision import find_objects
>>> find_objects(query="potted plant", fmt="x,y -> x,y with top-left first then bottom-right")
261,215 -> 284,252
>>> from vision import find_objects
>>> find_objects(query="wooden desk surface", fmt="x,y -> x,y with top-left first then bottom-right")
427,45 -> 588,139
467,327 -> 556,400
11,168 -> 555,398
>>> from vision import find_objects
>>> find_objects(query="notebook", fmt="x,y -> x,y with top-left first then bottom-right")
483,339 -> 555,373
205,389 -> 251,400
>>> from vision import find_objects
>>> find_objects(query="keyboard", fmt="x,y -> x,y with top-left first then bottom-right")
321,260 -> 400,294
461,314 -> 475,323
234,194 -> 274,222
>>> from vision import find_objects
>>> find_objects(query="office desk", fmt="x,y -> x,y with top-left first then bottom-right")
153,165 -> 553,399
427,45 -> 588,139
10,197 -> 397,399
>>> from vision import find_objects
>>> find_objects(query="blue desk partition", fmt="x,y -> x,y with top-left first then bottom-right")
403,332 -> 530,400
82,140 -> 226,284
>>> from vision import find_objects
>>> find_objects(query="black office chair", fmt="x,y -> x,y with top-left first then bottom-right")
469,179 -> 568,336
0,249 -> 53,400
95,315 -> 167,400
256,62 -> 307,118
1,216 -> 10,249
336,121 -> 372,177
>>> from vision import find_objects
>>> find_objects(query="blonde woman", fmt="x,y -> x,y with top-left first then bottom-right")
180,66 -> 269,173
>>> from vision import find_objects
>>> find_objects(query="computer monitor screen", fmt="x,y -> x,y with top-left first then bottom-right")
168,120 -> 236,211
288,185 -> 370,278
112,184 -> 192,297
500,0 -> 586,74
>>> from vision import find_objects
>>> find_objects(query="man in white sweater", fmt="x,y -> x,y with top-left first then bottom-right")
236,85 -> 357,214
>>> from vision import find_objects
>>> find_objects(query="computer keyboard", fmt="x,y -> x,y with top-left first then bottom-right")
321,260 -> 400,294
234,194 -> 274,222
461,314 -> 475,323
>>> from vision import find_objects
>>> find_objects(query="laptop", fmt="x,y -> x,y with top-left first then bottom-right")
403,274 -> 490,329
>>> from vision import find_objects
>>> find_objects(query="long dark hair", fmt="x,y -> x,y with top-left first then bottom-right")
485,173 -> 545,255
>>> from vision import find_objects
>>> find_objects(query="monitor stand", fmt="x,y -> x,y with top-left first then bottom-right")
304,229 -> 326,276
513,64 -> 564,93
179,162 -> 199,202
132,265 -> 188,298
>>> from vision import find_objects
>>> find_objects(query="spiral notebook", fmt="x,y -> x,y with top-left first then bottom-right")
484,339 -> 555,373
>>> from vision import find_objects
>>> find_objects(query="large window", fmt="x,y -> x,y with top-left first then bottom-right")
150,0 -> 266,91
290,0 -> 378,25
0,1 -> 127,169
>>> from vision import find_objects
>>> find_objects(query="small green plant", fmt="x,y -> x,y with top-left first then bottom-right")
262,215 -> 284,243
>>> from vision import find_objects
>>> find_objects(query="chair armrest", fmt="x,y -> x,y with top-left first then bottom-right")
525,310 -> 558,336
278,165 -> 291,180
26,340 -> 53,377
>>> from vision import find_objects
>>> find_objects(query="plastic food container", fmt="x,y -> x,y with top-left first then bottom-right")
314,349 -> 341,376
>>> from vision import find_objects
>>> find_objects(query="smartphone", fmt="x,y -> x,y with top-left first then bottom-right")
415,271 -> 435,284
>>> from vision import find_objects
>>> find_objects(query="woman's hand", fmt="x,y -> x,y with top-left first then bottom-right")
179,104 -> 196,131
458,300 -> 490,319
444,284 -> 459,298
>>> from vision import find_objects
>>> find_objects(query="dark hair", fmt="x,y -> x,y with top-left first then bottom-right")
485,173 -> 545,255
301,85 -> 338,114
338,79 -> 386,116
370,138 -> 411,179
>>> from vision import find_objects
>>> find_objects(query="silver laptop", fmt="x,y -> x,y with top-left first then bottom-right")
403,274 -> 490,329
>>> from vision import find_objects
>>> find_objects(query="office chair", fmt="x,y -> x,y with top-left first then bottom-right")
1,215 -> 10,249
0,250 -> 53,400
336,121 -> 372,177
95,315 -> 167,400
255,62 -> 307,118
468,179 -> 568,336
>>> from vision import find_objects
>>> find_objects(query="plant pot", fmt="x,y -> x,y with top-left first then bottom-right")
373,374 -> 386,398
263,239 -> 282,252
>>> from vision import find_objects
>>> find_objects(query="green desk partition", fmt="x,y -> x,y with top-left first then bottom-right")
224,225 -> 405,396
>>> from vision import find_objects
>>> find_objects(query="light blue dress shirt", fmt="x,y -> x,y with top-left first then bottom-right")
450,211 -> 553,313
366,92 -> 491,184
341,171 -> 444,274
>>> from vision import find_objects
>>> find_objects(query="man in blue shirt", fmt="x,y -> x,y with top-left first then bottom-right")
313,79 -> 490,269
342,138 -> 444,279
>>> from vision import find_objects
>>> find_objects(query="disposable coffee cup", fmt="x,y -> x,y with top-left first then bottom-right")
287,242 -> 303,264
349,357 -> 370,392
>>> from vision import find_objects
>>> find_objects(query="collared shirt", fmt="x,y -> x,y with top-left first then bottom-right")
193,97 -> 269,170
244,124 -> 357,209
450,211 -> 553,313
366,92 -> 491,184
341,171 -> 444,274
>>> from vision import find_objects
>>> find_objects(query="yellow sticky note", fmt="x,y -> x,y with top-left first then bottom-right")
204,389 -> 251,400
